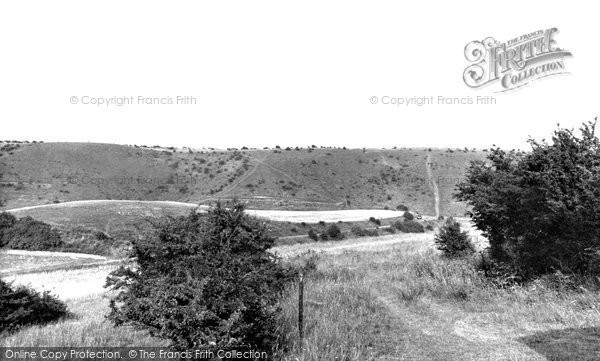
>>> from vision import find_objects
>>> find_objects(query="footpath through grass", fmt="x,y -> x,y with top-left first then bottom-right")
276,244 -> 600,361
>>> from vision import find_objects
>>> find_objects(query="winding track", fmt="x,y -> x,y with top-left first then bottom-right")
426,154 -> 440,218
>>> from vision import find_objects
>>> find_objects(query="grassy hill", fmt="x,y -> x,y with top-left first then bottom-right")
0,141 -> 486,216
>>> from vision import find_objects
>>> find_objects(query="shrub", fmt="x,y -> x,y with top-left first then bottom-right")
105,201 -> 292,351
94,231 -> 110,241
396,204 -> 409,211
383,227 -> 396,234
350,225 -> 366,237
403,211 -> 414,221
363,228 -> 379,237
307,229 -> 318,241
456,121 -> 600,276
319,233 -> 329,241
1,216 -> 62,251
434,218 -> 475,258
394,220 -> 425,233
1,279 -> 68,333
0,212 -> 17,247
326,224 -> 343,240
368,217 -> 381,226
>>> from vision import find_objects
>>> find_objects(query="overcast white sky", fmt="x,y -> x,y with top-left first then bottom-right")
0,1 -> 597,150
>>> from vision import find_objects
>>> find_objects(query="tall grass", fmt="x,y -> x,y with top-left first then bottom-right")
276,245 -> 600,360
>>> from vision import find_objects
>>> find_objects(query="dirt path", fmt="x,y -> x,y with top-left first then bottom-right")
426,154 -> 440,218
372,292 -> 545,360
207,155 -> 266,201
273,232 -> 432,258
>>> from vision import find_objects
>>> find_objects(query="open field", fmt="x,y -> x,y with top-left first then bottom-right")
6,200 -> 410,226
0,250 -> 106,275
0,142 -> 486,215
2,264 -> 123,300
4,200 -> 422,246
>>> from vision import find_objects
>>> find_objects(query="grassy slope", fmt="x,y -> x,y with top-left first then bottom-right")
0,142 -> 486,216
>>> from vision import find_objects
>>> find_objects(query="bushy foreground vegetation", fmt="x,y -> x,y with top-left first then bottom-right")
105,201 -> 295,353
0,279 -> 68,334
457,121 -> 600,278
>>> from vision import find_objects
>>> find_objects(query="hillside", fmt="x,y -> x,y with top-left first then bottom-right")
0,141 -> 486,216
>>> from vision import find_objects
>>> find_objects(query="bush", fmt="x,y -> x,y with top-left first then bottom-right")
1,216 -> 62,251
326,224 -> 342,240
0,212 -> 17,247
394,220 -> 425,233
319,233 -> 329,241
94,231 -> 110,241
456,121 -> 600,276
307,229 -> 318,241
368,217 -> 381,226
383,227 -> 396,234
105,201 -> 292,351
403,211 -> 414,221
1,279 -> 68,333
396,204 -> 409,211
434,218 -> 475,258
364,228 -> 379,237
350,225 -> 366,237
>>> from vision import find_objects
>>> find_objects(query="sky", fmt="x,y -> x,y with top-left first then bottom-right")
0,1 -> 597,150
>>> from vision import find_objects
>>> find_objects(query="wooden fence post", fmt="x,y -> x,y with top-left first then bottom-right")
298,272 -> 304,343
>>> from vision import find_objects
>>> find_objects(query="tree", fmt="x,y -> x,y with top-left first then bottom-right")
434,217 -> 475,258
106,201 -> 292,351
456,121 -> 600,276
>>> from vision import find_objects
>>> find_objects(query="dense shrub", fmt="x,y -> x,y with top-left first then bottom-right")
0,279 -> 68,333
94,231 -> 110,241
105,201 -> 292,351
363,228 -> 379,237
1,215 -> 62,251
368,217 -> 381,226
394,220 -> 425,233
456,121 -> 600,276
396,204 -> 409,211
350,225 -> 366,237
0,212 -> 17,247
434,218 -> 475,258
351,226 -> 378,237
307,229 -> 318,241
383,227 -> 396,234
326,224 -> 343,240
403,211 -> 414,221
